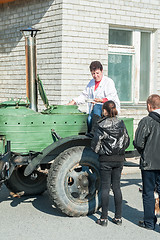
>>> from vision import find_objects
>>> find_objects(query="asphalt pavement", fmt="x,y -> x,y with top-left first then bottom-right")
0,158 -> 159,240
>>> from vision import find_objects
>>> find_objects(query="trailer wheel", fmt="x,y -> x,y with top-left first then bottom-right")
47,146 -> 101,217
5,166 -> 47,195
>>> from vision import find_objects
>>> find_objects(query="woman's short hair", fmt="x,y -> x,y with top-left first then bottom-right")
103,100 -> 118,117
89,61 -> 103,72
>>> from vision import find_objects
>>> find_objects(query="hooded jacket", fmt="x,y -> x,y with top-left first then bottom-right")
91,117 -> 130,161
133,110 -> 160,170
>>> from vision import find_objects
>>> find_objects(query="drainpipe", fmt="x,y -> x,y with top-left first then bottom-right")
20,27 -> 41,112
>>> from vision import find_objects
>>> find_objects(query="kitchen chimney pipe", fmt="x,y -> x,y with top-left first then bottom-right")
20,27 -> 41,112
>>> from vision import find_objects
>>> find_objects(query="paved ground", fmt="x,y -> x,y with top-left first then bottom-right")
0,159 -> 159,240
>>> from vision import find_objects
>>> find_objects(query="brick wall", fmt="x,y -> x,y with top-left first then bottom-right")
0,0 -> 63,110
0,0 -> 160,132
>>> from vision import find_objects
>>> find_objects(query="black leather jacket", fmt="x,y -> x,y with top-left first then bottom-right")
133,111 -> 160,170
91,116 -> 130,158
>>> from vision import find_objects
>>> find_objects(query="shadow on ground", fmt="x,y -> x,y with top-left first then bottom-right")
0,184 -> 66,217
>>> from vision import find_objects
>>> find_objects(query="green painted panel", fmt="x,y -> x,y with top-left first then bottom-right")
120,117 -> 134,151
0,100 -> 134,154
42,105 -> 83,114
0,106 -> 88,153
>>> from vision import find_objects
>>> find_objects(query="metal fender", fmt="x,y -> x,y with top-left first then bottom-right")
24,135 -> 91,176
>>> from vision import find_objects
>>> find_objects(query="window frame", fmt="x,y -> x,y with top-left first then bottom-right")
108,27 -> 153,105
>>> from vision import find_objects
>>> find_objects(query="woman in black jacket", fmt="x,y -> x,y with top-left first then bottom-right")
91,100 -> 130,226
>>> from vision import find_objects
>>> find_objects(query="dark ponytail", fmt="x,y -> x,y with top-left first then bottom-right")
103,100 -> 118,117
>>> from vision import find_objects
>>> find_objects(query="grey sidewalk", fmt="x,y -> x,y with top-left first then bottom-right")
123,157 -> 140,175
1,172 -> 159,240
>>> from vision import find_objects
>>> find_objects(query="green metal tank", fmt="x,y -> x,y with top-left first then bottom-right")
0,100 -> 88,154
0,99 -> 134,154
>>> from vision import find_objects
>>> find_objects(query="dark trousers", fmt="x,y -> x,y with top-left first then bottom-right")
100,161 -> 123,219
141,170 -> 160,229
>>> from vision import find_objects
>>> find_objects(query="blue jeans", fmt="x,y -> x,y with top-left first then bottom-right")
87,104 -> 102,132
141,170 -> 160,229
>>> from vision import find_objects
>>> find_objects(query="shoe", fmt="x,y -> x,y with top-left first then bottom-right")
96,218 -> 108,226
112,218 -> 122,225
138,220 -> 154,230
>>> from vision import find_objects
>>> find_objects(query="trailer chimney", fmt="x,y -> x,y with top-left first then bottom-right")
21,27 -> 41,112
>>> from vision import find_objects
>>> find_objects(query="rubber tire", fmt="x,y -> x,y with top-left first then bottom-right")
47,146 -> 101,217
5,166 -> 47,196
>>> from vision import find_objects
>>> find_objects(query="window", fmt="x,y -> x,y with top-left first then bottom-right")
108,28 -> 152,104
109,29 -> 132,45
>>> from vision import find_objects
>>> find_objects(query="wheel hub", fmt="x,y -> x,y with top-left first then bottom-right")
78,174 -> 89,188
76,173 -> 89,198
66,164 -> 99,202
